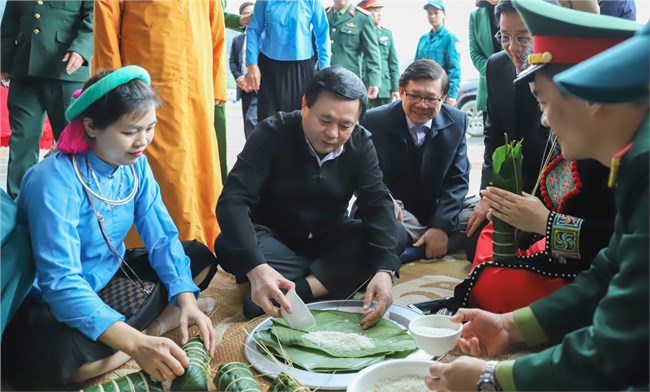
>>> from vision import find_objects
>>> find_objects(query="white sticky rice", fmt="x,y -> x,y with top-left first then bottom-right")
410,326 -> 457,337
370,376 -> 429,392
303,330 -> 375,351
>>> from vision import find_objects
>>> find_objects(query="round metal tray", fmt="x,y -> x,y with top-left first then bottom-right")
243,300 -> 429,390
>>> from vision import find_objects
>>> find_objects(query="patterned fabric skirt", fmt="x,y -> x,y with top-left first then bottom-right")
456,222 -> 572,314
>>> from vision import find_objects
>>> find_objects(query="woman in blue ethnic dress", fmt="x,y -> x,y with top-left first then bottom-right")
1,66 -> 218,389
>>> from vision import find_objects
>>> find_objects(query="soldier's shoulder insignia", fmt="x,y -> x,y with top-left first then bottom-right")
346,22 -> 358,28
356,6 -> 371,15
380,35 -> 389,41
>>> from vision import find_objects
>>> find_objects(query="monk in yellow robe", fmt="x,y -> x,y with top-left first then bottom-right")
93,0 -> 226,250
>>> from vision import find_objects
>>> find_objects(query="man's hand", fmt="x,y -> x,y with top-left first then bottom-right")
391,92 -> 400,101
466,197 -> 489,237
239,13 -> 252,27
62,51 -> 84,75
367,86 -> 379,99
451,308 -> 522,357
236,75 -> 254,93
483,187 -> 550,235
413,227 -> 448,259
245,64 -> 261,91
446,97 -> 457,107
176,292 -> 217,357
360,271 -> 393,329
425,357 -> 486,391
1,72 -> 10,88
246,264 -> 295,317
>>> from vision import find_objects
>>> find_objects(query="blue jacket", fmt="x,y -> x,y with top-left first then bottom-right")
17,152 -> 199,341
415,26 -> 461,99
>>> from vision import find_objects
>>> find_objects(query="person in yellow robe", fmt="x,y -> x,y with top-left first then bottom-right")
93,0 -> 226,250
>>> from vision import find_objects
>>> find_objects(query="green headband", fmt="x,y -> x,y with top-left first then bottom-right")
65,65 -> 151,122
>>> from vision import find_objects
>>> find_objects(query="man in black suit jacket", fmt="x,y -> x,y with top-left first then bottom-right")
465,0 -> 551,260
363,59 -> 470,261
229,2 -> 257,139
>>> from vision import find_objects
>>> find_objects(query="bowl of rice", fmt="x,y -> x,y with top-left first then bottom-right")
347,359 -> 433,392
408,315 -> 463,356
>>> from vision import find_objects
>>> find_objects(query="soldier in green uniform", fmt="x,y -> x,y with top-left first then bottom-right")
421,2 -> 648,391
327,0 -> 382,99
1,1 -> 93,198
358,0 -> 400,108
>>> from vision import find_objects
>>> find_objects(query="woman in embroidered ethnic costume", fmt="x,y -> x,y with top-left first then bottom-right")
1,67 -> 218,389
452,150 -> 616,314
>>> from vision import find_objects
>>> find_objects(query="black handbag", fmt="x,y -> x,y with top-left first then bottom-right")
98,276 -> 156,317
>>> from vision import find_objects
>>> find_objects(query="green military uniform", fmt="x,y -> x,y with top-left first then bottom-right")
1,0 -> 93,198
487,1 -> 648,390
362,26 -> 399,108
327,3 -> 382,89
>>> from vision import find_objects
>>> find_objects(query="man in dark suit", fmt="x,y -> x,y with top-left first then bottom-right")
465,0 -> 552,260
1,1 -> 93,198
363,59 -> 470,261
229,1 -> 257,139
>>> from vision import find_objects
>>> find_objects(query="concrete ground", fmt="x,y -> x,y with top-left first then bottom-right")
0,100 -> 485,196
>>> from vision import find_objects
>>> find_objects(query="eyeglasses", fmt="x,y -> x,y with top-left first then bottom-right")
403,88 -> 444,106
495,31 -> 532,46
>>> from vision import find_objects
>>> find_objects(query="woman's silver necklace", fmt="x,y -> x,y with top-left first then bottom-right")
73,154 -> 139,207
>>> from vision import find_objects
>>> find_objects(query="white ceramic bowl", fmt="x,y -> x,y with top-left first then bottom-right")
280,290 -> 316,330
408,314 -> 462,356
347,359 -> 433,392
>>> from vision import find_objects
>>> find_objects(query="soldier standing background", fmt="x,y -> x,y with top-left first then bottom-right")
358,0 -> 400,108
1,1 -> 93,198
327,0 -> 382,99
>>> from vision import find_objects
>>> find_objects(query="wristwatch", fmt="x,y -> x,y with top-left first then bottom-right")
377,269 -> 398,285
477,360 -> 502,392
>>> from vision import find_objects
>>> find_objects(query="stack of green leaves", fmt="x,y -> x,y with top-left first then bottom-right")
253,310 -> 418,372
491,135 -> 524,261
171,336 -> 210,391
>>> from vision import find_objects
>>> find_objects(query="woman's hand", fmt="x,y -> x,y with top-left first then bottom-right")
100,322 -> 189,382
246,264 -> 295,317
176,292 -> 216,357
360,271 -> 394,329
245,64 -> 261,91
482,187 -> 550,235
131,334 -> 190,382
450,308 -> 522,357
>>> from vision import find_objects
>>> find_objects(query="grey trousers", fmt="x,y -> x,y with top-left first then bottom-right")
396,195 -> 478,254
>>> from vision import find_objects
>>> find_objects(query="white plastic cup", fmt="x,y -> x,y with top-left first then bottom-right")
280,290 -> 316,330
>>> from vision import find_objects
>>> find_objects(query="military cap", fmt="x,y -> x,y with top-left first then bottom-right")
554,21 -> 649,104
358,0 -> 384,9
423,0 -> 445,12
512,0 -> 640,84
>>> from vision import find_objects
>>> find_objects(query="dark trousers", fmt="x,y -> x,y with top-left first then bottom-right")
257,53 -> 315,122
6,78 -> 81,198
1,240 -> 217,390
241,91 -> 258,139
217,221 -> 406,299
